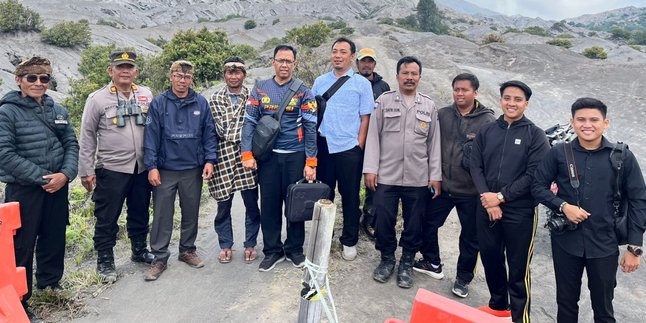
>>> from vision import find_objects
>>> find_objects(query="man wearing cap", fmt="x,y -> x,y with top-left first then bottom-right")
207,57 -> 261,264
0,56 -> 78,320
356,47 -> 390,239
79,51 -> 155,283
143,60 -> 217,281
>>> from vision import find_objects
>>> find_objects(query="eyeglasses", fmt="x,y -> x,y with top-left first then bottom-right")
172,73 -> 194,81
22,74 -> 51,84
274,59 -> 295,65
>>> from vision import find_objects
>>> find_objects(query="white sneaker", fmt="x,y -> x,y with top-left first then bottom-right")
342,245 -> 357,261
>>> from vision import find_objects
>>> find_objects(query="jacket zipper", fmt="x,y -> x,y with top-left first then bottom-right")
496,123 -> 511,185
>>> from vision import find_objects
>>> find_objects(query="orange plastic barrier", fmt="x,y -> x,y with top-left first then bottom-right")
386,288 -> 507,323
0,202 -> 29,322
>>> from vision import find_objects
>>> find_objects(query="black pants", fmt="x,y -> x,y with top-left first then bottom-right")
373,184 -> 426,255
214,187 -> 261,249
552,240 -> 618,323
92,167 -> 151,252
317,137 -> 363,247
476,205 -> 537,323
257,151 -> 305,256
421,192 -> 479,282
6,183 -> 68,308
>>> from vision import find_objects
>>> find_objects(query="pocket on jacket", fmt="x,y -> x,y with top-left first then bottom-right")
383,110 -> 401,132
414,114 -> 431,136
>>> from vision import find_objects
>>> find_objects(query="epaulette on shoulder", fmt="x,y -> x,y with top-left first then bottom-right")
418,93 -> 434,100
381,90 -> 396,96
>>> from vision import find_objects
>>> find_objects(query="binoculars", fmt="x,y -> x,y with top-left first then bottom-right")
116,102 -> 145,127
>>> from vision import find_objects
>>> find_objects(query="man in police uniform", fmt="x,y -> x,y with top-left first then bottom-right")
363,56 -> 441,288
79,51 -> 155,283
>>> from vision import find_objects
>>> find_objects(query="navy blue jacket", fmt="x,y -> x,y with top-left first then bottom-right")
470,115 -> 550,208
144,88 -> 217,171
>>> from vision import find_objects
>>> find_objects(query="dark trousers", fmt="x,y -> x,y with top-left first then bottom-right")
150,168 -> 203,263
257,151 -> 305,256
552,240 -> 618,323
317,137 -> 363,247
420,192 -> 479,282
6,183 -> 68,308
92,167 -> 152,252
215,187 -> 261,249
373,184 -> 426,255
476,205 -> 538,323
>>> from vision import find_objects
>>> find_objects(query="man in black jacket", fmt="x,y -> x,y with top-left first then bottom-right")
356,47 -> 390,238
532,98 -> 646,323
470,80 -> 550,322
414,73 -> 495,298
0,57 -> 79,321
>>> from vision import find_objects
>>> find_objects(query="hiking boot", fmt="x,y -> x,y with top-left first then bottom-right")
131,239 -> 155,264
178,250 -> 205,268
397,253 -> 415,289
452,279 -> 469,298
413,258 -> 444,280
286,253 -> 306,268
478,305 -> 511,319
258,252 -> 286,272
342,244 -> 357,261
97,250 -> 118,283
373,254 -> 396,283
143,261 -> 167,281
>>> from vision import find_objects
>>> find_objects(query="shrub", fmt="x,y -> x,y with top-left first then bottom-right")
96,19 -> 118,28
284,22 -> 332,48
197,17 -> 211,23
146,36 -> 167,48
230,44 -> 259,63
377,17 -> 395,25
631,30 -> 646,45
339,27 -> 354,35
557,33 -> 574,38
244,19 -> 257,30
610,28 -> 631,40
396,14 -> 418,31
272,18 -> 280,25
0,0 -> 42,32
41,20 -> 91,47
482,33 -> 504,44
523,26 -> 548,37
588,31 -> 598,37
629,44 -> 642,51
262,37 -> 283,50
546,38 -> 572,48
582,46 -> 608,59
327,20 -> 347,30
505,27 -> 520,34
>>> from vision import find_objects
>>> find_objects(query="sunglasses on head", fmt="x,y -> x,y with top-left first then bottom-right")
22,74 -> 51,84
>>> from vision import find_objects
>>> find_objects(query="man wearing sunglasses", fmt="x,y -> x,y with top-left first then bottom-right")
142,60 -> 217,281
0,56 -> 79,321
79,51 -> 155,283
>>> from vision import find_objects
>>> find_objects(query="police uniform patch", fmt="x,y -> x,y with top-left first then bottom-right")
146,115 -> 152,125
140,105 -> 149,113
112,117 -> 118,125
137,96 -> 149,103
420,121 -> 427,129
309,101 -> 317,113
261,96 -> 271,104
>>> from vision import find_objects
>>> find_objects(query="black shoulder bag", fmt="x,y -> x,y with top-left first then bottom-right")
251,79 -> 303,161
610,142 -> 629,245
315,75 -> 350,129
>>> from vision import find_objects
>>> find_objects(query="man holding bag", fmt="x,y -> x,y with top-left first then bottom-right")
241,45 -> 317,272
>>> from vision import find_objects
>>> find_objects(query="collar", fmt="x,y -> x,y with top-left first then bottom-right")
394,90 -> 421,104
332,68 -> 354,78
572,136 -> 612,152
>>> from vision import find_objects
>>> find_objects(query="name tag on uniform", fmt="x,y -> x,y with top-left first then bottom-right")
54,119 -> 68,124
515,139 -> 522,145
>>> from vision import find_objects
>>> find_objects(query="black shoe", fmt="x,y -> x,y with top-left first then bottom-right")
131,239 -> 155,264
413,258 -> 444,280
25,307 -> 43,323
373,255 -> 396,283
258,252 -> 286,272
286,253 -> 306,268
397,253 -> 415,289
97,250 -> 118,283
37,282 -> 64,291
452,278 -> 469,298
360,213 -> 376,240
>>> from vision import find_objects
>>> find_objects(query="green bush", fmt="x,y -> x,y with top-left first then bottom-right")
482,33 -> 504,44
0,0 -> 42,32
377,17 -> 395,25
523,26 -> 548,37
339,27 -> 354,35
230,44 -> 259,63
631,30 -> 646,45
546,38 -> 572,48
557,33 -> 574,38
582,46 -> 608,59
505,27 -> 520,34
327,20 -> 347,30
629,44 -> 642,51
284,21 -> 332,48
262,37 -> 283,50
610,28 -> 631,40
146,36 -> 167,48
96,18 -> 118,28
244,19 -> 257,30
41,20 -> 91,47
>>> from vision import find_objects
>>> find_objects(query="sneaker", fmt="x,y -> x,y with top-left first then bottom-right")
287,253 -> 306,268
143,261 -> 167,281
342,245 -> 357,261
178,250 -> 205,268
258,252 -> 286,272
373,257 -> 396,283
478,305 -> 512,319
452,279 -> 469,298
412,259 -> 444,280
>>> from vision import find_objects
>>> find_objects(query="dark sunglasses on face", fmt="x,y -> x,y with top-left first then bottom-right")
22,74 -> 51,84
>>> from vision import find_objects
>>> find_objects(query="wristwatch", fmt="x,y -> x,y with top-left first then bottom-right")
627,245 -> 643,257
496,192 -> 505,203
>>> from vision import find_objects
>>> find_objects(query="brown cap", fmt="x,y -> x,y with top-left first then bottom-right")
110,51 -> 137,66
357,48 -> 377,61
15,56 -> 53,76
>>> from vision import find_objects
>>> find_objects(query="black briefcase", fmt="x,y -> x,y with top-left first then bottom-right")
286,179 -> 331,222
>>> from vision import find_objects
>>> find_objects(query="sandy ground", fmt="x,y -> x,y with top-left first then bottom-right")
63,192 -> 646,323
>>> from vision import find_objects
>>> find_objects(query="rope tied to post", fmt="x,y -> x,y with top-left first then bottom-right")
301,258 -> 339,323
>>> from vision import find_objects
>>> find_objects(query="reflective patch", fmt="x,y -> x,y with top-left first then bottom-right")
169,133 -> 197,139
193,110 -> 200,116
515,138 -> 522,145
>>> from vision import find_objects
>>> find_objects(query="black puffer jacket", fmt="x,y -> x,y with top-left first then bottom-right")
0,91 -> 79,185
370,72 -> 390,100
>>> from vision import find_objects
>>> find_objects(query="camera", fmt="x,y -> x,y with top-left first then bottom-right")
545,209 -> 577,233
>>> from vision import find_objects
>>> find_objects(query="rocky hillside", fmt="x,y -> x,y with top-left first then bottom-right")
1,1 -> 645,160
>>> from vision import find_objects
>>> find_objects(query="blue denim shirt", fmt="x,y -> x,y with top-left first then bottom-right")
312,69 -> 374,153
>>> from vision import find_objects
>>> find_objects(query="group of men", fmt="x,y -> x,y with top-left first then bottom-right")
1,35 -> 645,323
